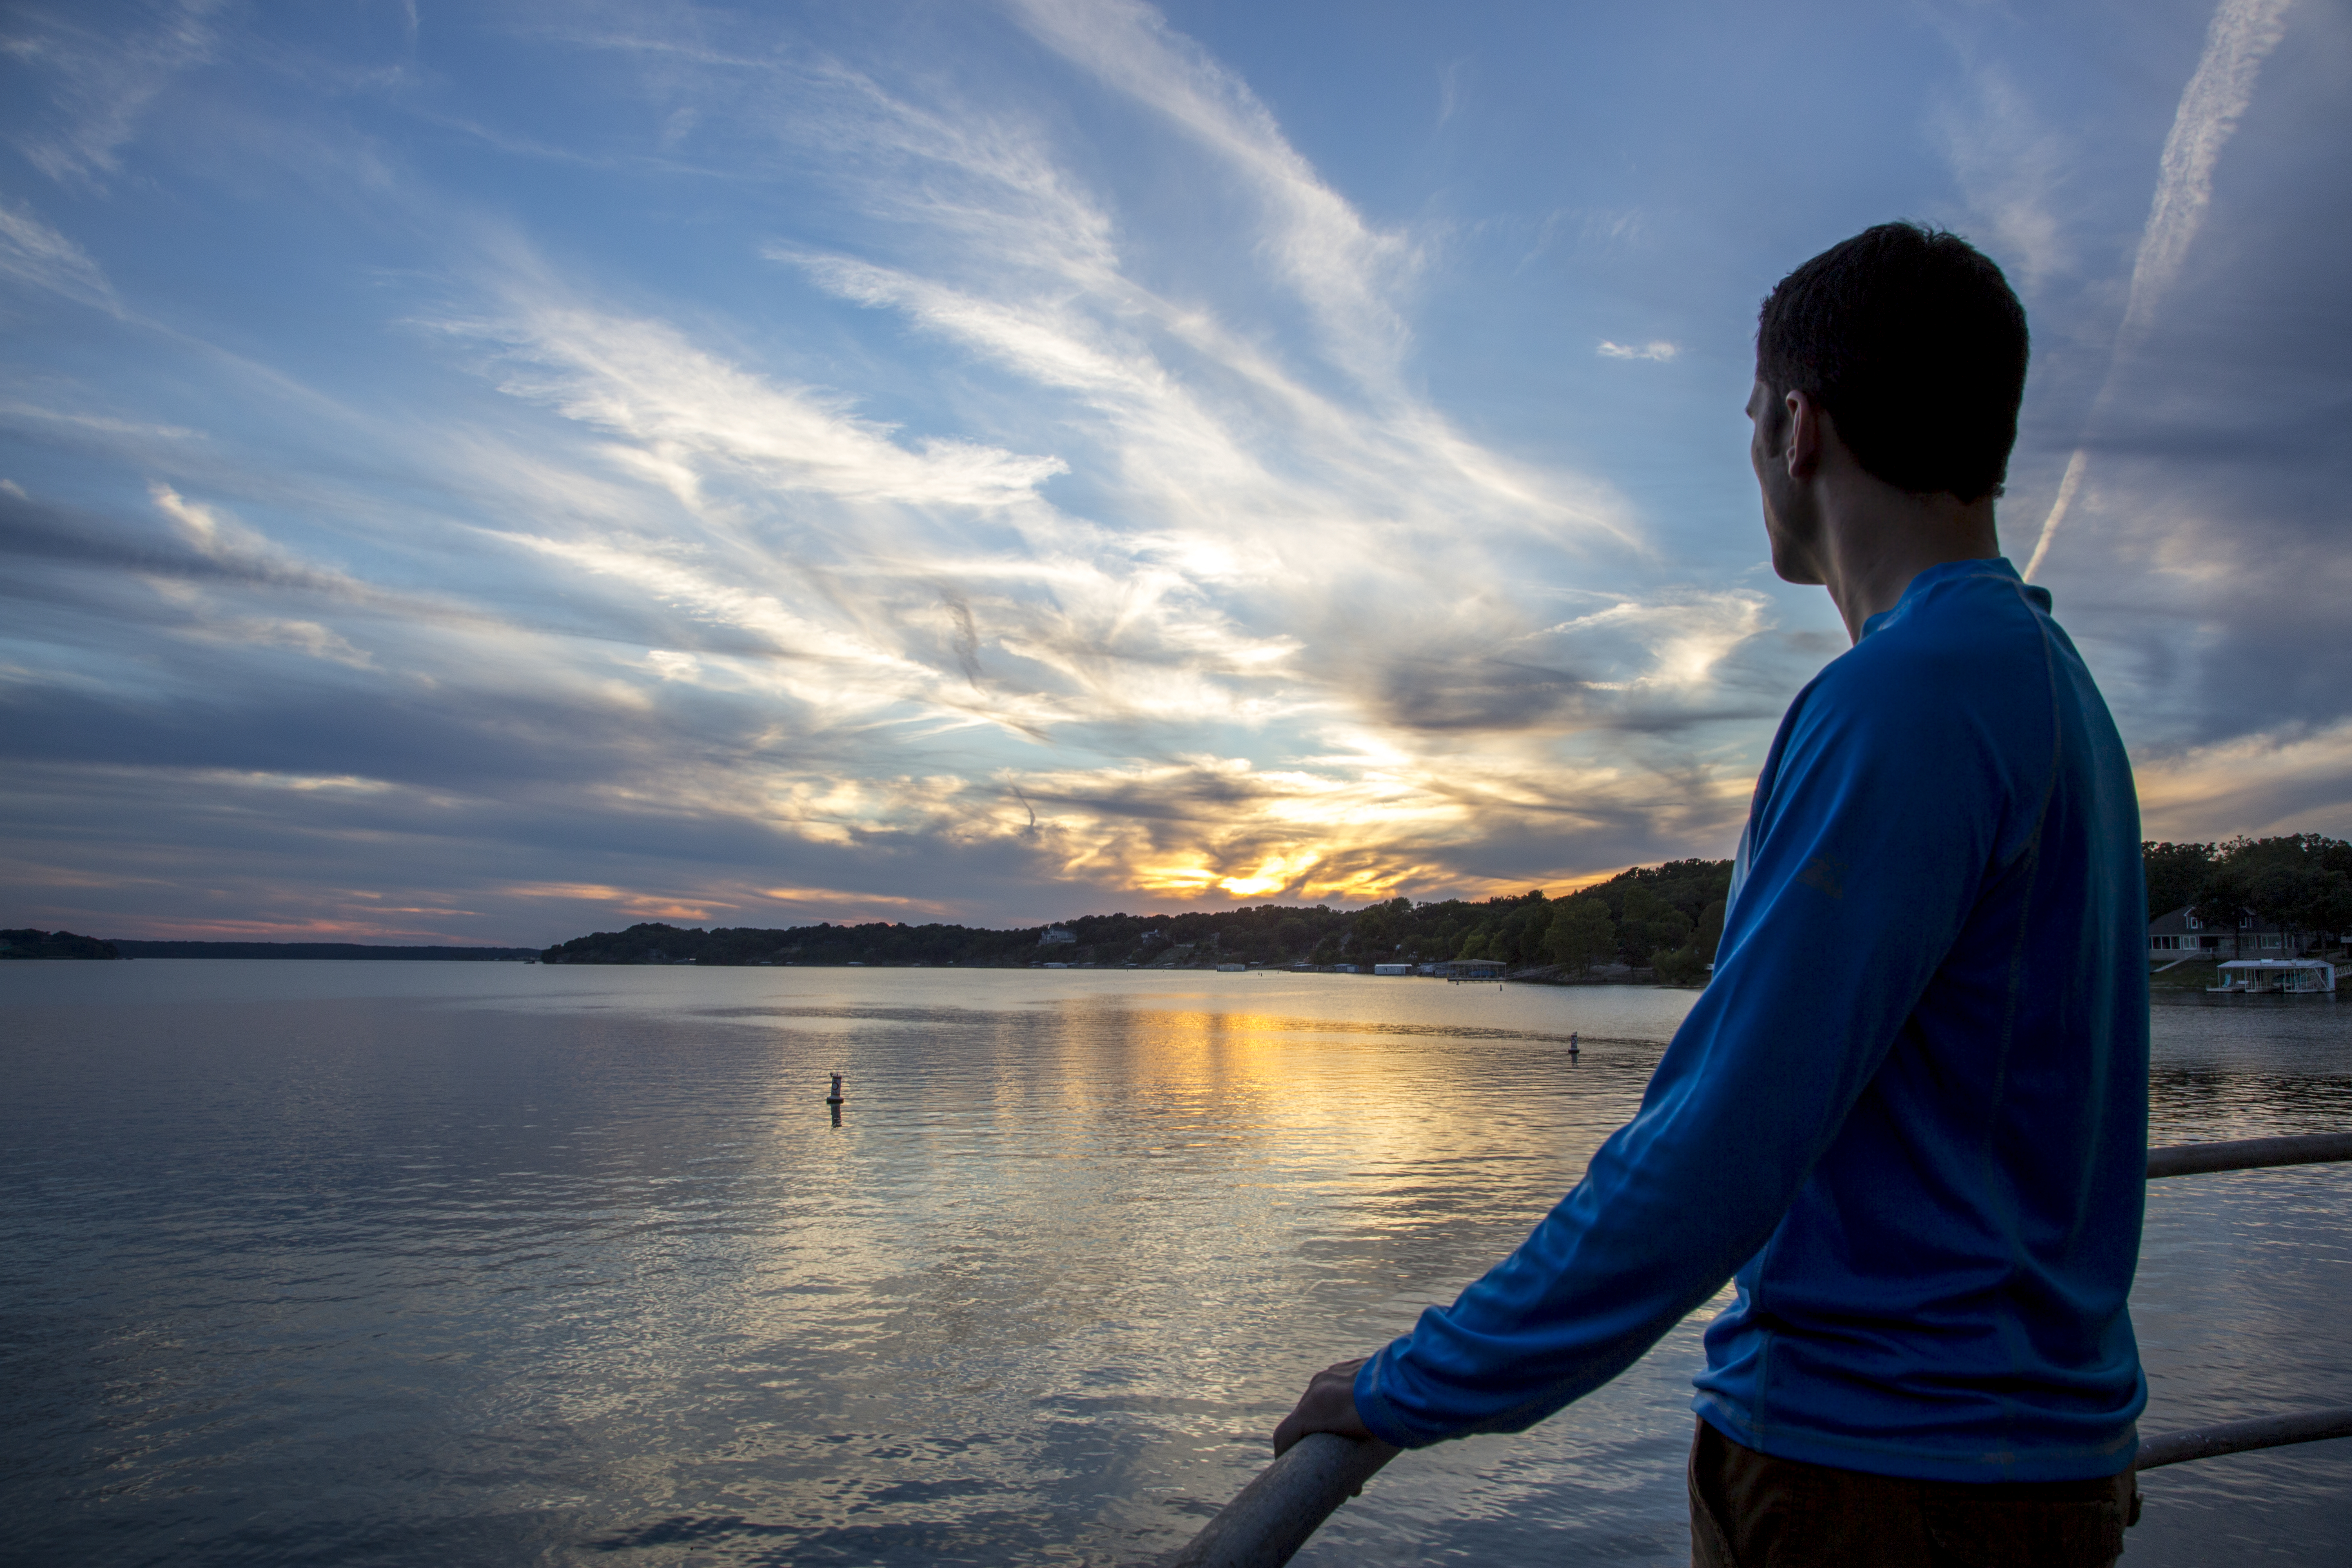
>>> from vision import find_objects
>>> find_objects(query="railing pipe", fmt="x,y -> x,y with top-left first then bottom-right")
1159,1432 -> 1399,1568
2136,1408 -> 2352,1469
2145,1131 -> 2352,1179
1161,1134 -> 2352,1566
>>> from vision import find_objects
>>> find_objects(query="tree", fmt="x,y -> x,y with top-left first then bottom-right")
2142,841 -> 2217,923
1653,942 -> 1710,985
0,929 -> 120,960
1489,893 -> 1550,967
1543,897 -> 1616,975
1691,898 -> 1727,964
1617,885 -> 1694,967
2211,834 -> 2352,956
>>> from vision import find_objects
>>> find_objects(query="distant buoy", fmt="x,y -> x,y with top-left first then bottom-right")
825,1072 -> 845,1105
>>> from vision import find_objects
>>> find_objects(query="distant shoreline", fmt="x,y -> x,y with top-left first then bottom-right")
105,941 -> 541,962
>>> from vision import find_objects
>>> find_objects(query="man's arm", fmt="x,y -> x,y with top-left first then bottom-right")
1314,660 -> 2013,1450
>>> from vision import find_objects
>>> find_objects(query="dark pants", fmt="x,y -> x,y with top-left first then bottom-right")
1688,1420 -> 2138,1568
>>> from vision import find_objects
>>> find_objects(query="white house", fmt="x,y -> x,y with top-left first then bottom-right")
2147,905 -> 2337,962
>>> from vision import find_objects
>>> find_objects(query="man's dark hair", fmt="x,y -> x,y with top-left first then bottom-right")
1756,222 -> 2028,503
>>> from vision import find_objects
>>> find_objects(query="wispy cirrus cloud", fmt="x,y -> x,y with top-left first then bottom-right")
0,198 -> 121,314
2116,0 -> 2296,344
1007,0 -> 1421,394
338,145 -> 1739,909
456,295 -> 1069,508
1932,67 -> 2074,290
1,0 -> 222,188
2022,0 -> 2294,580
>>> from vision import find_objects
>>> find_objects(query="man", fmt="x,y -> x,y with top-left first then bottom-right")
1274,223 -> 2149,1566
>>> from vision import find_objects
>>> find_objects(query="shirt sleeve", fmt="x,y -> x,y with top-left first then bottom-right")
1352,662 -> 2014,1447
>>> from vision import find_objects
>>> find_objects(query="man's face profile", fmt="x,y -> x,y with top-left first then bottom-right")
1746,378 -> 1819,588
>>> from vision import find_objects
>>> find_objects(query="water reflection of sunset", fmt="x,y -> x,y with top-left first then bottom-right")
14,963 -> 2349,1562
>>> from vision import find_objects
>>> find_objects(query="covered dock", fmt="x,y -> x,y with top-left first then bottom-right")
2209,958 -> 2339,994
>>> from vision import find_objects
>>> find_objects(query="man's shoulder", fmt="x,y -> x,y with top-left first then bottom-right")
1774,568 -> 2060,796
1817,564 -> 2054,703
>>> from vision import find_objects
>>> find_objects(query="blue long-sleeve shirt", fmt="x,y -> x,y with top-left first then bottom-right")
1353,558 -> 2149,1482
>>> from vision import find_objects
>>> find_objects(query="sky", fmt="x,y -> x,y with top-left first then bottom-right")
2,0 -> 2348,945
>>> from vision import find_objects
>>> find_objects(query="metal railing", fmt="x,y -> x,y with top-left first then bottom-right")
1160,1432 -> 1400,1568
2144,1130 -> 2352,1178
1158,1132 -> 2352,1568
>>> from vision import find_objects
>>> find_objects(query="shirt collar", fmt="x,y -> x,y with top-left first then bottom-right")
1859,556 -> 2023,640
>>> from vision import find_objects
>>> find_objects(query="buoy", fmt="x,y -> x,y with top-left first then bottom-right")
825,1072 -> 845,1105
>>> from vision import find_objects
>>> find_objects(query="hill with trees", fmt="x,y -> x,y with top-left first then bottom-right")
539,858 -> 1737,981
539,835 -> 2352,981
104,941 -> 540,960
0,928 -> 120,960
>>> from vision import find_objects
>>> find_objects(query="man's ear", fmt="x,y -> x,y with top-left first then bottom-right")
1783,389 -> 1822,481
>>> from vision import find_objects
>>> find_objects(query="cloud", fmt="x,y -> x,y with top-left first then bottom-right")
2,0 -> 223,188
2023,0 -> 2294,581
1007,0 -> 1420,392
2118,0 -> 2296,345
0,483 -> 364,605
1933,67 -> 2074,289
0,2 -> 1750,936
742,43 -> 1635,555
34,2 -> 2220,945
0,401 -> 191,438
0,199 -> 122,314
1437,58 -> 1468,129
2137,719 -> 2352,842
448,296 -> 1069,508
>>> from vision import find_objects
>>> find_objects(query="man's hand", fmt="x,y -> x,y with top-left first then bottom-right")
1272,1357 -> 1374,1456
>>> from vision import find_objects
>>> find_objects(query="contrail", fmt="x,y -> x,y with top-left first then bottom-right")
2020,0 -> 2292,581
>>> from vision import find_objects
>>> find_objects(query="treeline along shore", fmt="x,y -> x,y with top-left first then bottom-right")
0,933 -> 540,962
11,835 -> 2342,978
541,860 -> 1737,982
538,833 -> 2352,980
109,941 -> 545,961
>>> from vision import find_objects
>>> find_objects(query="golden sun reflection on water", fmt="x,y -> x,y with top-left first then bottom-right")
11,966 -> 2343,1566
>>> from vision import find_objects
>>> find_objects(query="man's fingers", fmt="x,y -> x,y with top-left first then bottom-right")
1272,1356 -> 1374,1454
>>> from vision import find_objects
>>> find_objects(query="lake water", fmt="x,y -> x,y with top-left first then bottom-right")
3,963 -> 2347,1565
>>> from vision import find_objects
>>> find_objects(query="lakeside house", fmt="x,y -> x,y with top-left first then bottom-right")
2146,905 -> 2340,964
1038,926 -> 1076,947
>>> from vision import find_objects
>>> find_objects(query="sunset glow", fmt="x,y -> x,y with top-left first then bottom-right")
2,2 -> 2345,943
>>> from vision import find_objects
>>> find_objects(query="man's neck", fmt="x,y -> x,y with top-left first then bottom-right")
1755,390 -> 2005,643
1813,484 -> 2001,643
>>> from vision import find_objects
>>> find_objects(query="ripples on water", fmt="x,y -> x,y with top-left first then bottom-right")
2,966 -> 2345,1565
